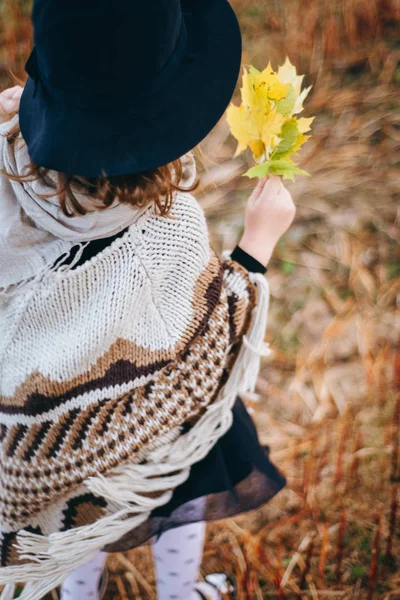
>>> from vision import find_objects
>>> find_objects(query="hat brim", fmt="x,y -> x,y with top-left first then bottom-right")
19,0 -> 242,177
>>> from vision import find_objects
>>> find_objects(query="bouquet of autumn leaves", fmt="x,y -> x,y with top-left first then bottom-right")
227,57 -> 315,181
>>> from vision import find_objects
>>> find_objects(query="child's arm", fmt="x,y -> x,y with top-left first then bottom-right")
0,86 -> 23,124
220,175 -> 296,346
238,174 -> 296,268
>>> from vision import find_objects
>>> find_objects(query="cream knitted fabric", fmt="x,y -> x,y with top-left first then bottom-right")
0,165 -> 272,600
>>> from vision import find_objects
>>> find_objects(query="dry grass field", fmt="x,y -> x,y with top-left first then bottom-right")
1,0 -> 399,598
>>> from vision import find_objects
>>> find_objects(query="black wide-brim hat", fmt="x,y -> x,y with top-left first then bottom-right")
19,0 -> 242,178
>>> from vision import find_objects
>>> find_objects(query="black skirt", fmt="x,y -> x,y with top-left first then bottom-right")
104,396 -> 287,553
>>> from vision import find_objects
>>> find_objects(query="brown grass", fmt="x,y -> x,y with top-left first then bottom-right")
1,0 -> 399,598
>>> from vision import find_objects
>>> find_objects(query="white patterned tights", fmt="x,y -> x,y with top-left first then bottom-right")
59,522 -> 221,600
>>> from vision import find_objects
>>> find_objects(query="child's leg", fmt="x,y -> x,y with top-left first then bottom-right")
60,551 -> 107,600
59,522 -> 221,600
153,521 -> 220,600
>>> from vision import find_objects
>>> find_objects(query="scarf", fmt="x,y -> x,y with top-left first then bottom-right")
0,115 -> 197,291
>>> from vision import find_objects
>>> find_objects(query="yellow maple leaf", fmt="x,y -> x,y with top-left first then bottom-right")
226,59 -> 315,176
277,56 -> 305,94
293,85 -> 313,115
291,134 -> 310,155
257,63 -> 288,101
226,104 -> 265,159
261,109 -> 286,152
227,66 -> 287,160
297,116 -> 315,133
239,69 -> 271,134
276,57 -> 313,116
240,68 -> 258,109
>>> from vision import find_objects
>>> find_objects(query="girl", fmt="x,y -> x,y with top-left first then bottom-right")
0,1 -> 293,599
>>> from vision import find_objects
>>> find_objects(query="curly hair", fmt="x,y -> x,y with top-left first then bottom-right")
3,118 -> 199,217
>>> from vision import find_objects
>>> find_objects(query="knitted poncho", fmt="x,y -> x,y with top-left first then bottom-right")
0,168 -> 271,600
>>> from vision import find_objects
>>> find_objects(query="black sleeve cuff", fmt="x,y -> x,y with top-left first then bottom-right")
230,245 -> 267,274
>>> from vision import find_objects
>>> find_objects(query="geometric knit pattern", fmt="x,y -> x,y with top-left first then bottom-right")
0,192 -> 257,568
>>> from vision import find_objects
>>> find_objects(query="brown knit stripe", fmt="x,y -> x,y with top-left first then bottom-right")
100,391 -> 140,446
0,343 -> 176,411
0,532 -> 17,567
227,293 -> 239,344
176,260 -> 223,354
61,493 -> 107,531
0,526 -> 43,567
68,401 -> 104,452
90,395 -> 122,441
223,260 -> 258,342
0,357 -> 172,417
19,421 -> 52,462
0,424 -> 7,442
242,278 -> 257,337
4,424 -> 28,458
233,295 -> 251,342
42,408 -> 80,458
61,493 -> 108,531
68,393 -> 129,458
120,391 -> 135,417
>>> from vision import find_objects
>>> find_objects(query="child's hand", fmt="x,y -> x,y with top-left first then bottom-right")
0,86 -> 23,124
238,174 -> 296,267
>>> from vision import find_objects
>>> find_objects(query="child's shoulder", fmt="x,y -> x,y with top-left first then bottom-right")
137,190 -> 208,238
170,190 -> 207,226
131,191 -> 210,268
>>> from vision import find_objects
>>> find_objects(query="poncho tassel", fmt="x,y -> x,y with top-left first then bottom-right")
0,584 -> 16,600
241,272 -> 273,392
